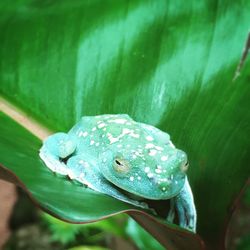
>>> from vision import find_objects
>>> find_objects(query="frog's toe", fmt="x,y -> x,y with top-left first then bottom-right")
166,199 -> 175,223
186,204 -> 196,232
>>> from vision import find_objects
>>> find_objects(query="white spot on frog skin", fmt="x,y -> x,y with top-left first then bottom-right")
92,127 -> 97,131
78,131 -> 88,137
155,168 -> 162,174
175,180 -> 178,184
137,176 -> 141,180
144,167 -> 150,173
130,133 -> 140,138
98,123 -> 106,128
107,129 -> 133,144
103,127 -> 107,131
146,135 -> 154,141
155,146 -> 163,151
145,143 -> 155,149
160,177 -> 168,182
129,176 -> 134,181
103,158 -> 107,163
170,174 -> 173,180
135,151 -> 143,157
161,156 -> 168,161
90,140 -> 95,145
117,144 -> 122,148
95,142 -> 100,146
82,132 -> 88,137
132,155 -> 137,159
147,173 -> 154,178
149,149 -> 157,156
109,137 -> 119,144
108,118 -> 128,124
162,187 -> 166,191
122,128 -> 131,134
126,145 -> 131,148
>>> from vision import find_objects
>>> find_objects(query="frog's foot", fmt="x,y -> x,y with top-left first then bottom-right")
39,133 -> 76,175
39,148 -> 68,175
167,177 -> 197,232
166,198 -> 175,223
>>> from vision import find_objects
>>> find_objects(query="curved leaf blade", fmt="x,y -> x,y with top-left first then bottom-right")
0,111 -> 204,249
0,0 -> 249,248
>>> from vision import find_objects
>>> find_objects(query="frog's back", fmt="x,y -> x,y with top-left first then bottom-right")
68,114 -> 134,154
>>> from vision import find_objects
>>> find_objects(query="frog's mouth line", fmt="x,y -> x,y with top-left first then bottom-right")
103,177 -> 146,201
105,178 -> 171,216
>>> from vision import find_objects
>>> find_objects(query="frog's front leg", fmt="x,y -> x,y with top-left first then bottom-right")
167,177 -> 197,232
39,132 -> 76,176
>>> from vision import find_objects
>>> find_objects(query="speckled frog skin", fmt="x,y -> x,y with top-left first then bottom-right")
39,114 -> 196,232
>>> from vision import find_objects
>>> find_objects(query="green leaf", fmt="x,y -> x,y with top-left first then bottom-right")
0,111 -> 204,249
0,1 -> 249,249
68,246 -> 109,250
126,218 -> 165,250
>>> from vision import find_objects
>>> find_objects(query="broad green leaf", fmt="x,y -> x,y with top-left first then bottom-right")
225,180 -> 250,250
0,111 -> 203,250
68,246 -> 109,250
0,0 -> 249,249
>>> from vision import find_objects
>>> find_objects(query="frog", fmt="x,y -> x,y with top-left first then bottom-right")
39,114 -> 196,232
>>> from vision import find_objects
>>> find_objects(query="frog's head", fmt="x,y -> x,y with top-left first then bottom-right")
100,145 -> 188,200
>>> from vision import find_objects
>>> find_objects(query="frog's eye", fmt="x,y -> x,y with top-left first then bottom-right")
181,160 -> 189,173
113,158 -> 130,174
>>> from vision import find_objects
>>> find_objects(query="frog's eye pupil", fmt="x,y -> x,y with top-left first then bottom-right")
115,160 -> 122,166
185,161 -> 189,166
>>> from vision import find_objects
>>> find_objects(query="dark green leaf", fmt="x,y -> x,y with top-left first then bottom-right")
0,1 -> 249,248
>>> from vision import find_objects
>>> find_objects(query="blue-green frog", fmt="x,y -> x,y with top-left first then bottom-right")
39,114 -> 196,232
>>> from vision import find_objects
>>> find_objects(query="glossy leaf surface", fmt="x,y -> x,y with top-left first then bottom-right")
0,1 -> 249,248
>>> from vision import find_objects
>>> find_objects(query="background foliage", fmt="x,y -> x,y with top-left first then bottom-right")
0,1 -> 249,249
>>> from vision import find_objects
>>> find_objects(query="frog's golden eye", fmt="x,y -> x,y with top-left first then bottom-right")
113,157 -> 130,174
181,160 -> 189,173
